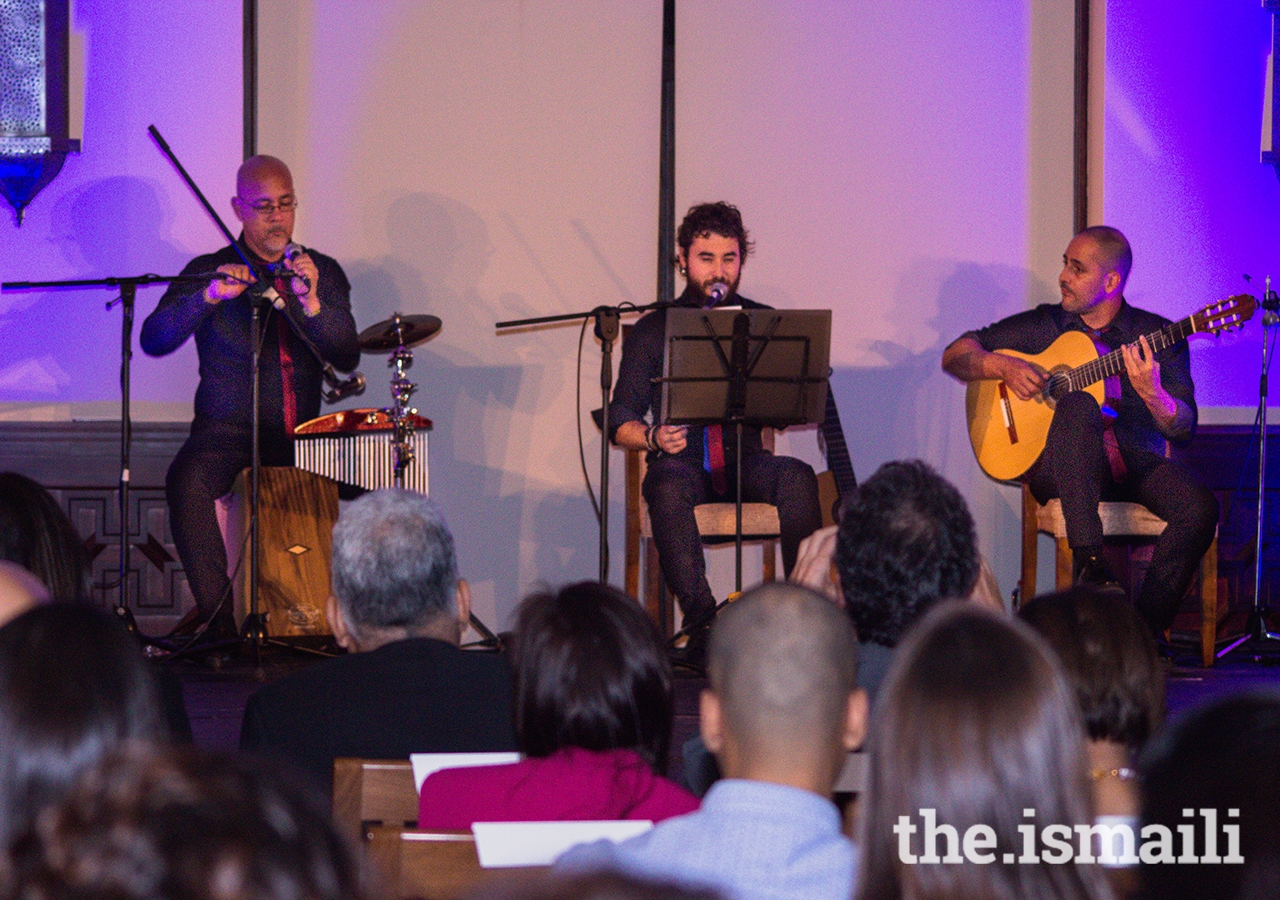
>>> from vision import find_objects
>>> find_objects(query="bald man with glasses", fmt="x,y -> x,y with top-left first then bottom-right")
141,156 -> 360,642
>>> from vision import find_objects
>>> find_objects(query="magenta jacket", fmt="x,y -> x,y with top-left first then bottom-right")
418,746 -> 699,829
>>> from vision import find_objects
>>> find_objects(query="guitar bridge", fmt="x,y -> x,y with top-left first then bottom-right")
998,382 -> 1018,445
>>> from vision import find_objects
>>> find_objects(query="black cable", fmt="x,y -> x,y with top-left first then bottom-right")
576,316 -> 602,522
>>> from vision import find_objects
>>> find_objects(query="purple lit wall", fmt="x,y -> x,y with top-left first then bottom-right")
1105,0 -> 1280,416
0,1 -> 240,419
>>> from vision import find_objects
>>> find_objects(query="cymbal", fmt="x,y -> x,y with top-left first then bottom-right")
357,314 -> 442,352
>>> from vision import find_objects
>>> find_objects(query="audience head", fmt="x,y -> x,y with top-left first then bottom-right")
857,603 -> 1108,900
327,489 -> 467,651
511,581 -> 673,772
836,460 -> 979,647
1020,585 -> 1164,752
0,604 -> 166,849
704,582 -> 864,793
9,745 -> 366,900
0,473 -> 89,603
1139,693 -> 1280,900
0,561 -> 49,628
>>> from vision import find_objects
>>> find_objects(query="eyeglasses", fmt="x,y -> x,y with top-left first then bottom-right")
239,197 -> 297,215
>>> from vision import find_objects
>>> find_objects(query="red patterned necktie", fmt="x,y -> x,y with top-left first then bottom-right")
1088,329 -> 1128,484
706,424 -> 728,494
275,277 -> 297,434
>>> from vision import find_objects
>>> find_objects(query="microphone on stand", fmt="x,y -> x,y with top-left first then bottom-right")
707,282 -> 730,305
322,363 -> 366,404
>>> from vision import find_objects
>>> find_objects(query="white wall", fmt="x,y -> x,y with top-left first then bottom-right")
256,0 -> 1077,622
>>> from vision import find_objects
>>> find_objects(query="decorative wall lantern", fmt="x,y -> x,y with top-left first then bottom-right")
0,0 -> 79,226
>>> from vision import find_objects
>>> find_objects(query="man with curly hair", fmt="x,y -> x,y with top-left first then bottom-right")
835,459 -> 979,702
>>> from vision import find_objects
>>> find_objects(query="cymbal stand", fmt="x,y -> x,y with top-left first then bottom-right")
387,336 -> 418,488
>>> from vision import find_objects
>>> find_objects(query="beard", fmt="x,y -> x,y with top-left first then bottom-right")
691,273 -> 740,306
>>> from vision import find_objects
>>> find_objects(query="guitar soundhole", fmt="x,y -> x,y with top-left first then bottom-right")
1044,372 -> 1071,405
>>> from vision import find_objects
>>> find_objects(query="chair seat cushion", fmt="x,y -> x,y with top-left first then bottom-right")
1036,499 -> 1167,540
639,503 -> 781,539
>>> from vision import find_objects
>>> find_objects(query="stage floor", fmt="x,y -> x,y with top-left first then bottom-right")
167,639 -> 1280,781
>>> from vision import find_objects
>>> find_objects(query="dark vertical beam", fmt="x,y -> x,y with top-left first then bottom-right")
45,0 -> 70,140
243,0 -> 257,159
657,0 -> 676,305
1072,0 -> 1090,232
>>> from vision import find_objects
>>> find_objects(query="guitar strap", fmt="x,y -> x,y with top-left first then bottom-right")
1086,328 -> 1128,484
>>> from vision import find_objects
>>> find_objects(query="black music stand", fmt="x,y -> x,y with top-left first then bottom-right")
657,308 -> 830,636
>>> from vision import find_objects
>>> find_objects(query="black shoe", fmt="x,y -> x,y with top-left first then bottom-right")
1074,553 -> 1123,593
670,624 -> 710,673
165,607 -> 203,639
204,611 -> 240,644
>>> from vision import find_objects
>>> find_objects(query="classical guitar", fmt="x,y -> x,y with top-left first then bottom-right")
965,294 -> 1256,481
817,390 -> 858,526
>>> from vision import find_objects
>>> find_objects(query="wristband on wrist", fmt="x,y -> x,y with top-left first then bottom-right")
646,424 -> 659,452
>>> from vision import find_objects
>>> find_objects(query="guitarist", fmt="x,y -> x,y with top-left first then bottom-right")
941,226 -> 1218,640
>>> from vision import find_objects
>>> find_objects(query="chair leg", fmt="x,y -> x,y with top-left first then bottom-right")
1054,539 -> 1073,591
1200,534 -> 1219,668
643,537 -> 667,636
1020,485 -> 1038,607
762,540 -> 777,584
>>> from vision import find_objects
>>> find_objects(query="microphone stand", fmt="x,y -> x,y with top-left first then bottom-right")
1220,280 -> 1280,660
1,272 -> 209,640
496,300 -> 671,583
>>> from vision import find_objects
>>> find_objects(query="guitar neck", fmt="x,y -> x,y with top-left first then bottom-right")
820,390 -> 858,501
1064,314 -> 1197,393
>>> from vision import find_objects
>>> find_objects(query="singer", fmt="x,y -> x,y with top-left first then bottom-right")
609,202 -> 822,665
140,155 -> 360,641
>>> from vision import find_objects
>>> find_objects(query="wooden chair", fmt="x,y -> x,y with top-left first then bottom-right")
332,758 -> 418,849
623,431 -> 781,635
364,826 -> 549,900
1019,485 -> 1221,666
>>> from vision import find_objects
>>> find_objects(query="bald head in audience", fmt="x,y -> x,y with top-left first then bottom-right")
701,582 -> 866,796
0,561 -> 49,627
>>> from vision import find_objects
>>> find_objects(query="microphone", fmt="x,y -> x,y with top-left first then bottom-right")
707,282 -> 729,304
322,362 -> 366,404
323,371 -> 366,404
272,242 -> 312,293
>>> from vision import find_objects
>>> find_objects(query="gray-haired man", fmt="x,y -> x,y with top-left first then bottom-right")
239,489 -> 517,792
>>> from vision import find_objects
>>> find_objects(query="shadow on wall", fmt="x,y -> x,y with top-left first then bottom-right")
0,177 -> 191,402
344,193 -> 601,627
828,257 -> 1058,600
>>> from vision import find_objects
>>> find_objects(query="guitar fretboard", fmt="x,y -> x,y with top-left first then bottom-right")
1057,315 -> 1197,397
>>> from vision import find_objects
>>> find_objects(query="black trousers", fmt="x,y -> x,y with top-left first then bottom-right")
165,424 -> 294,619
642,451 -> 822,623
1026,391 -> 1219,633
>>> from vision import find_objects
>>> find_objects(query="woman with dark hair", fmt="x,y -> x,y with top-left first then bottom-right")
8,745 -> 367,900
0,473 -> 90,603
1019,587 -> 1164,822
856,603 -> 1112,900
418,582 -> 697,827
0,605 -> 168,852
